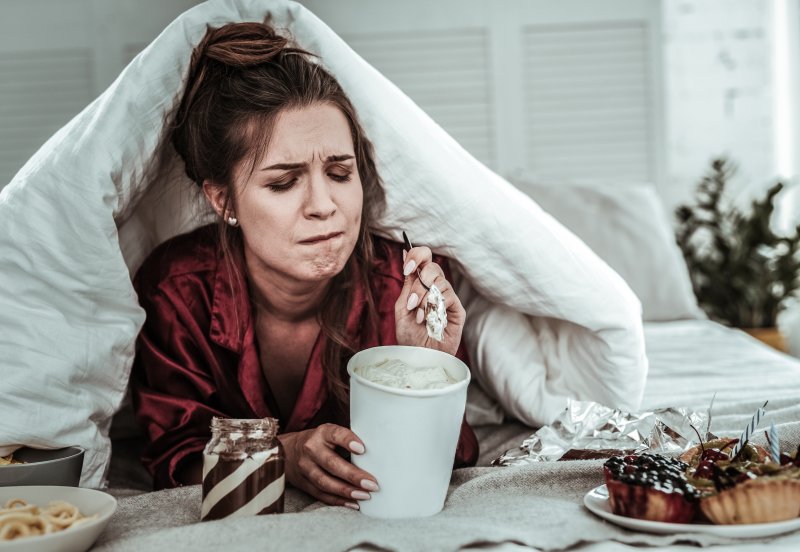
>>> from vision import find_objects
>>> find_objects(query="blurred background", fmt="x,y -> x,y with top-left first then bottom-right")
1,0 -> 797,212
1,0 -> 800,349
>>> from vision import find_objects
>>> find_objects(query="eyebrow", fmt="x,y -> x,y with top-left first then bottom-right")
261,154 -> 354,171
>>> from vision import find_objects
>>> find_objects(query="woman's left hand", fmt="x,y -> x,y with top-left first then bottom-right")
394,246 -> 465,356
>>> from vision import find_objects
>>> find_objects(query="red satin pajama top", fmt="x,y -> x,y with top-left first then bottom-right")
131,225 -> 478,489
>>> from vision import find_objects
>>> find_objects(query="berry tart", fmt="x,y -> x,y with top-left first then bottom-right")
684,440 -> 800,524
603,454 -> 701,523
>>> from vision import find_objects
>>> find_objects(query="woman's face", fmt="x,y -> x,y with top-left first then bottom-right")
231,102 -> 363,284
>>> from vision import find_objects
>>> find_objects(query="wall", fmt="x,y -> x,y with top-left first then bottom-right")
0,0 -> 203,189
1,0 -> 796,218
299,0 -> 664,193
661,0 -> 793,212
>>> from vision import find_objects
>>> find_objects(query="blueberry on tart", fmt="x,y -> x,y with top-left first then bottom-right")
603,454 -> 700,523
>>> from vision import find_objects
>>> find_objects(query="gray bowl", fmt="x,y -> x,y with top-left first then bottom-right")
0,446 -> 84,487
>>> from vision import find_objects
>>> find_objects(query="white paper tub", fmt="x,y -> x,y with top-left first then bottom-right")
347,345 -> 470,518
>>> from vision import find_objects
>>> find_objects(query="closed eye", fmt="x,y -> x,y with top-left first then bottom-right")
329,172 -> 351,182
267,178 -> 297,192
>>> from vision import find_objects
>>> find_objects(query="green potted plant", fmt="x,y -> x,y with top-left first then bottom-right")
674,158 -> 800,351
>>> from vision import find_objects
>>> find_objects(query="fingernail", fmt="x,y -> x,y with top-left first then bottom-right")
403,250 -> 407,262
407,292 -> 419,310
349,441 -> 365,454
351,490 -> 371,500
361,479 -> 379,492
416,308 -> 425,324
403,260 -> 416,276
344,502 -> 360,510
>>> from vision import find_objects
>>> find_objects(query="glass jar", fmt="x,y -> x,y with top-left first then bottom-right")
200,417 -> 285,521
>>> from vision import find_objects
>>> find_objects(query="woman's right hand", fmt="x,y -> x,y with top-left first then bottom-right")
277,423 -> 379,509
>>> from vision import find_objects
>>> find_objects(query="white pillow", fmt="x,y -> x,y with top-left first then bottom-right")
455,268 -> 646,427
0,0 -> 647,486
511,177 -> 704,322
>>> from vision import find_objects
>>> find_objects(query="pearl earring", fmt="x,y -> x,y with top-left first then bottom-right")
226,216 -> 238,227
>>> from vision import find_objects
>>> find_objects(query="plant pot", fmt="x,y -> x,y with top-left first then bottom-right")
742,327 -> 788,353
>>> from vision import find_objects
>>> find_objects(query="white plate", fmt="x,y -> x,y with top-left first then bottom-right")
0,486 -> 117,552
584,484 -> 800,538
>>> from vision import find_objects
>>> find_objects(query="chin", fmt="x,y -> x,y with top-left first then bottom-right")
303,252 -> 351,281
297,232 -> 357,281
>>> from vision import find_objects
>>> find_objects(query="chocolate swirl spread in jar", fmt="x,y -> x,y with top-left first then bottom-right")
201,417 -> 285,521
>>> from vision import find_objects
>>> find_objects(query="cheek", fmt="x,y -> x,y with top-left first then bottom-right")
244,191 -> 288,223
239,193 -> 298,247
344,182 -> 364,224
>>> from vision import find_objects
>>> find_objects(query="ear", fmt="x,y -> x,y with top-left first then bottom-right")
202,180 -> 233,219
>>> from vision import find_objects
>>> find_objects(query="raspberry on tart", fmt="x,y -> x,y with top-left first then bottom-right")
603,454 -> 700,523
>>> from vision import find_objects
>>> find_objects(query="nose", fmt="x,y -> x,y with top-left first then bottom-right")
304,170 -> 337,220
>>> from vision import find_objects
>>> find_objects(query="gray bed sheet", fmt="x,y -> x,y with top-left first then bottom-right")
99,320 -> 800,551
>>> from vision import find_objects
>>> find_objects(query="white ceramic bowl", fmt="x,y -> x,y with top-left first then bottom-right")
0,486 -> 117,552
347,345 -> 470,518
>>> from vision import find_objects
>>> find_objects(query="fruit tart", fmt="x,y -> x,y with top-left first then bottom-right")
684,440 -> 800,524
603,454 -> 700,523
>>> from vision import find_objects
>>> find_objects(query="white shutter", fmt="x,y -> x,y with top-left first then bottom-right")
0,0 -> 204,192
522,22 -> 653,182
0,49 -> 93,185
344,29 -> 495,168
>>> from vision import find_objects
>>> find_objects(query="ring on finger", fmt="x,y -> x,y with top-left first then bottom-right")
417,265 -> 442,292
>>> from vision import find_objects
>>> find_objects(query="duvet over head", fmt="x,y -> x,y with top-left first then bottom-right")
0,0 -> 647,487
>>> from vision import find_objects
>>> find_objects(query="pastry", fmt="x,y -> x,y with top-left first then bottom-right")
684,439 -> 800,524
699,467 -> 800,524
603,454 -> 700,523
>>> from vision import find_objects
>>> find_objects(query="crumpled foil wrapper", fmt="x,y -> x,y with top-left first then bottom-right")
425,284 -> 447,342
492,399 -> 713,466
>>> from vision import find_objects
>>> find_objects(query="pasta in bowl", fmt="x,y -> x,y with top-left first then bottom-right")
0,486 -> 116,552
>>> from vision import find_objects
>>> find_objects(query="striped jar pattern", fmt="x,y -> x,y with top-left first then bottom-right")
201,417 -> 285,521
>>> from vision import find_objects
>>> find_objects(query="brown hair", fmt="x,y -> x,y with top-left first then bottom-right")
171,21 -> 386,410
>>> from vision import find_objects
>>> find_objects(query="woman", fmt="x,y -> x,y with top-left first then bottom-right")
132,21 -> 478,510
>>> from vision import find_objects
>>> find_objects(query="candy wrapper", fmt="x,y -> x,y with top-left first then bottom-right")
401,231 -> 448,342
425,283 -> 447,342
492,399 -> 712,466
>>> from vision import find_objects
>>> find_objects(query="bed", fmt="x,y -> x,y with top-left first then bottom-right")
0,1 -> 799,550
97,319 -> 800,551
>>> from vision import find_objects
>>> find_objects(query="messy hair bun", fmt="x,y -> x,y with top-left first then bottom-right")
201,22 -> 292,66
173,22 -> 314,183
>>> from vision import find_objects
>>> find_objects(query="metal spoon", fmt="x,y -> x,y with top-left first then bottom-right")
402,231 -> 430,290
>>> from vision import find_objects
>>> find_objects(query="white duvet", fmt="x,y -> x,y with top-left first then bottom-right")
0,0 -> 646,487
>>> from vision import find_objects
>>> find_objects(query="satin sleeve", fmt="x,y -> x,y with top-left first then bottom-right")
453,344 -> 479,467
131,280 -> 226,489
451,291 -> 479,468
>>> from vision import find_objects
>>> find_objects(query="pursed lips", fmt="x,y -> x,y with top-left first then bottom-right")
299,231 -> 344,244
